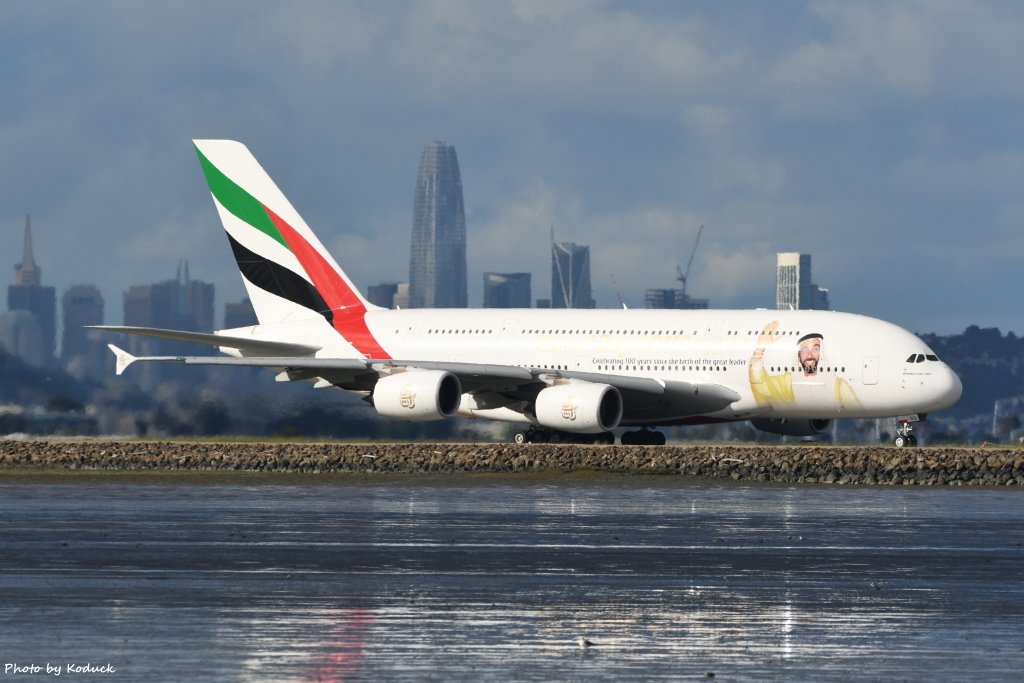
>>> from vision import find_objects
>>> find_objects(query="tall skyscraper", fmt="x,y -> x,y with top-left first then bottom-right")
123,262 -> 214,387
409,142 -> 467,308
776,252 -> 830,310
7,215 -> 56,363
124,262 -> 214,334
551,239 -> 595,309
483,272 -> 531,308
61,284 -> 106,379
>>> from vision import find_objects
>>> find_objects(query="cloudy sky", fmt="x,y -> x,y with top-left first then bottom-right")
2,1 -> 1023,335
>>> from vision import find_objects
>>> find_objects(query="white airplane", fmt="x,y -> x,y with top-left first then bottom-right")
96,140 -> 962,447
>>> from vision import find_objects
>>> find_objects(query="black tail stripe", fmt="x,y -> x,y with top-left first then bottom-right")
225,232 -> 334,324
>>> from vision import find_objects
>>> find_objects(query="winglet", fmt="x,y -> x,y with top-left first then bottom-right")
107,344 -> 137,376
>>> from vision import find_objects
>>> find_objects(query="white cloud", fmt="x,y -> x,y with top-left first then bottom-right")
771,3 -> 937,93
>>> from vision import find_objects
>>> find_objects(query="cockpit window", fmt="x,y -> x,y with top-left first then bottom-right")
906,354 -> 916,363
926,354 -> 939,361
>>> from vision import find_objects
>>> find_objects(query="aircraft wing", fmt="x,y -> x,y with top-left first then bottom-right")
90,325 -> 320,356
106,346 -> 740,418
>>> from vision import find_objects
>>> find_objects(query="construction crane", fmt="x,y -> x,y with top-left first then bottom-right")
643,223 -> 709,310
676,224 -> 704,298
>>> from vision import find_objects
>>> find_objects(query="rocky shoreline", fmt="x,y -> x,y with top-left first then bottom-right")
1,439 -> 1022,486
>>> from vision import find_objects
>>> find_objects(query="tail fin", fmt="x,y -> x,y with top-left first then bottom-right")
193,140 -> 380,327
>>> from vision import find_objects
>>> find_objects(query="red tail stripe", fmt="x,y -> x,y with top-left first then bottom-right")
262,205 -> 392,360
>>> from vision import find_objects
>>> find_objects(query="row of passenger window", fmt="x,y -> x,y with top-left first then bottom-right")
536,366 -> 847,376
593,365 -> 729,372
420,328 -> 805,337
770,366 -> 847,373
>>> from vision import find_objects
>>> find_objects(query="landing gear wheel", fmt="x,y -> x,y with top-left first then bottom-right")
514,432 -> 527,444
893,417 -> 919,448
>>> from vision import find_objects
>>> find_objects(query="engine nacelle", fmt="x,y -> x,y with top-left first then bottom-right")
535,383 -> 623,434
373,370 -> 462,421
750,418 -> 832,437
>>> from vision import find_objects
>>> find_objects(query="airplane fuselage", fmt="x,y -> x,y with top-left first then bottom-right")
238,307 -> 962,427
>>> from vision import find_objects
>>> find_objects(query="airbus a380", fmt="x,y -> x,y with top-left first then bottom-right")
96,140 -> 962,447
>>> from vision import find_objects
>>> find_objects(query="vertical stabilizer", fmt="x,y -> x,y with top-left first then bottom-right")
193,139 -> 389,359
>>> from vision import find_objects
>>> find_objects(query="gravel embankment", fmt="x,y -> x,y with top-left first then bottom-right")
1,440 -> 1022,486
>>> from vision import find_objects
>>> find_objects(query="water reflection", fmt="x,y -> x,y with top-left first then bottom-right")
0,479 -> 1021,681
304,608 -> 372,683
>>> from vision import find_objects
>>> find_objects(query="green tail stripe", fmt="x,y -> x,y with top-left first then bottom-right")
194,145 -> 288,250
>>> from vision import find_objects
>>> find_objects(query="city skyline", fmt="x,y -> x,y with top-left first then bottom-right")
3,3 -> 1023,334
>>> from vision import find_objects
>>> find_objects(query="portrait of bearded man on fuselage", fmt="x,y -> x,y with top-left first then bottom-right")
797,333 -> 823,376
748,320 -> 860,411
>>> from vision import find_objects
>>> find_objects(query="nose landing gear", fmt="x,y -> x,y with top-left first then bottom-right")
893,415 -> 920,447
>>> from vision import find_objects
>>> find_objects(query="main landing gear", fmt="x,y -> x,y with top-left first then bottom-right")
620,429 -> 667,446
893,416 -> 919,448
512,427 -> 615,445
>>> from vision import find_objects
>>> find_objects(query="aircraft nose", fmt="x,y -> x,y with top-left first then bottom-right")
933,364 -> 963,410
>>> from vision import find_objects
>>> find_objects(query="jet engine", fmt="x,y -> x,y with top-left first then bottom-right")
750,418 -> 832,437
535,383 -> 623,433
373,370 -> 462,421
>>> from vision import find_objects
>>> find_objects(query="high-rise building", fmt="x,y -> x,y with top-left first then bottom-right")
367,282 -> 400,309
0,310 -> 44,367
223,298 -> 257,329
123,262 -> 214,387
409,142 -> 467,308
392,283 -> 410,309
644,288 -> 709,310
551,240 -> 595,309
7,215 -> 56,363
124,262 -> 214,334
483,272 -> 531,308
776,252 -> 830,310
61,284 -> 106,379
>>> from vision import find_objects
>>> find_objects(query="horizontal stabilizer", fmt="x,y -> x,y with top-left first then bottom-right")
108,344 -> 136,376
89,325 -> 320,356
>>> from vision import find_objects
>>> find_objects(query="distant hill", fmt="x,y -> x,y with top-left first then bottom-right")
919,326 -> 1024,418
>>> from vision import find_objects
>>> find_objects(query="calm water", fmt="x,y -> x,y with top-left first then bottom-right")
0,474 -> 1021,681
